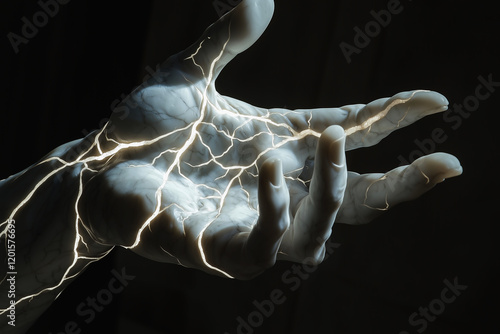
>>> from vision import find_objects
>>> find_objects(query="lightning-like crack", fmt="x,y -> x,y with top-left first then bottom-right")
363,174 -> 391,211
0,22 -> 428,313
344,90 -> 428,136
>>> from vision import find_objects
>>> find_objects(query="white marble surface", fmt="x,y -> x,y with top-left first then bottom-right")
0,0 -> 462,331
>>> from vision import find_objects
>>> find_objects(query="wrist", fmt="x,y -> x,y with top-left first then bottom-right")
0,152 -> 113,330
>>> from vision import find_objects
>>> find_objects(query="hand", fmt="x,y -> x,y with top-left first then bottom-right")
76,0 -> 462,279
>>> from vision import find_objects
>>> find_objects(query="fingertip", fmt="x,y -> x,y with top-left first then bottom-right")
413,153 -> 463,184
258,158 -> 289,220
320,125 -> 346,167
175,0 -> 275,80
251,157 -> 289,264
397,90 -> 449,116
323,125 -> 346,142
261,158 -> 283,187
308,126 -> 347,208
419,91 -> 449,116
221,0 -> 275,56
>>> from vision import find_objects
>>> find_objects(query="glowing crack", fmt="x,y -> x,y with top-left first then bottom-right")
344,90 -> 428,136
363,174 -> 391,211
0,23 -> 429,313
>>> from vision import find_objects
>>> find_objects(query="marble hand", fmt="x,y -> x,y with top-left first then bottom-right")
0,2 -> 464,329
78,0 -> 462,279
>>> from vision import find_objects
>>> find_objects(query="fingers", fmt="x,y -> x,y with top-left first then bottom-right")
343,90 -> 449,150
245,158 -> 290,268
337,153 -> 463,225
272,90 -> 449,151
284,125 -> 347,262
174,0 -> 274,81
207,158 -> 289,279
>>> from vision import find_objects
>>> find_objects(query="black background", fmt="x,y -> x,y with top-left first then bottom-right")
1,0 -> 499,333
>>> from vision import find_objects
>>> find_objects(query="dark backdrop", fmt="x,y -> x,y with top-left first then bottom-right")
1,1 -> 499,333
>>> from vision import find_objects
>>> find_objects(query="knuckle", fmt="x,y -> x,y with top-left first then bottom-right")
326,181 -> 347,208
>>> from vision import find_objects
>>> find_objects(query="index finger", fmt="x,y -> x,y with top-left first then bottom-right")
342,90 -> 449,150
272,90 -> 449,151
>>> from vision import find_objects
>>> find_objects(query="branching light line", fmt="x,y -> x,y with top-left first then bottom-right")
0,23 -> 428,313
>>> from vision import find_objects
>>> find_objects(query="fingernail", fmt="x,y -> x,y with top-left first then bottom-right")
434,165 -> 463,183
416,91 -> 450,116
330,140 -> 345,168
415,152 -> 463,184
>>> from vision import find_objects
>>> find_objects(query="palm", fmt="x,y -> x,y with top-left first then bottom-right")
80,0 -> 462,279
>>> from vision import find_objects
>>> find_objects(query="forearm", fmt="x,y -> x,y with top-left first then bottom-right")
0,145 -> 112,333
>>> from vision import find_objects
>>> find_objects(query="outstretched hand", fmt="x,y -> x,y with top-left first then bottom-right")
78,0 -> 462,279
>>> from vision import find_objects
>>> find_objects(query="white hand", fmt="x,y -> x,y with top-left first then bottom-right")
0,2 -> 463,331
77,0 -> 462,279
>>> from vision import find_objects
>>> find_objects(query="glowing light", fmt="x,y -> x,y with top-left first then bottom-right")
419,168 -> 431,184
344,90 -> 428,136
363,175 -> 390,211
185,40 -> 207,77
0,22 -> 429,314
